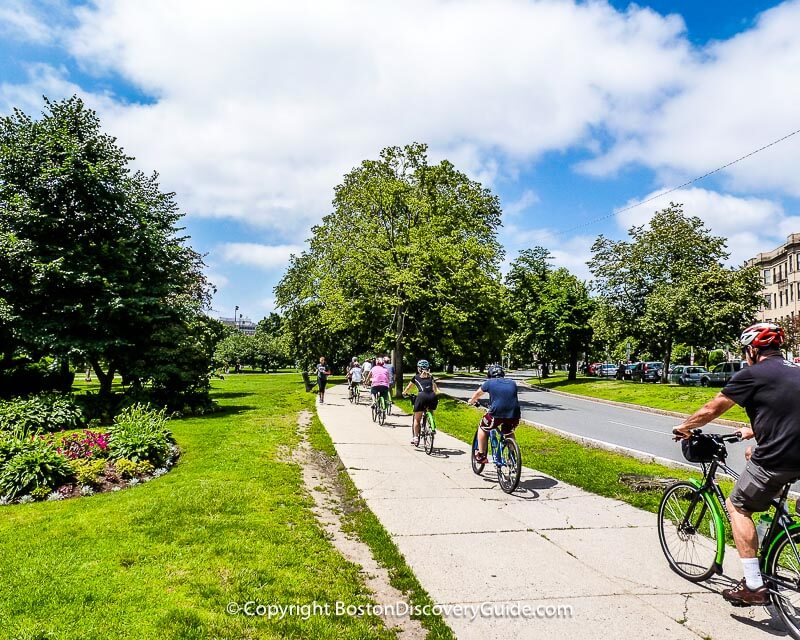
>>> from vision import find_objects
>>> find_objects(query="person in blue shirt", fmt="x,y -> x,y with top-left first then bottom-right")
468,364 -> 521,465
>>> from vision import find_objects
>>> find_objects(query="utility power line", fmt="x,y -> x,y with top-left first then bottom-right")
557,126 -> 800,237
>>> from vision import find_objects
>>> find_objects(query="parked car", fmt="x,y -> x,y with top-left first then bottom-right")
631,361 -> 664,383
623,363 -> 636,380
597,363 -> 618,377
668,365 -> 709,386
587,362 -> 602,376
699,361 -> 746,387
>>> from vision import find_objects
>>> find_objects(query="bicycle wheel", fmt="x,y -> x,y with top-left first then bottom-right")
422,414 -> 435,455
348,387 -> 354,404
657,482 -> 720,582
765,527 -> 800,638
371,401 -> 377,423
378,401 -> 386,426
471,429 -> 485,475
497,437 -> 521,493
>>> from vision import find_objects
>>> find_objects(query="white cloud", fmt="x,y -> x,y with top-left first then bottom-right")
0,2 -> 53,44
218,243 -> 302,270
0,0 -> 693,239
581,1 -> 800,197
501,224 -> 595,281
503,190 -> 540,218
615,187 -> 789,264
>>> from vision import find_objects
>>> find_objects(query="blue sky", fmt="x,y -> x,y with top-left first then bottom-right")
2,0 -> 799,324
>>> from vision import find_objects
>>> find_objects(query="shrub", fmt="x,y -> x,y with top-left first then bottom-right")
135,461 -> 154,476
57,430 -> 110,460
108,404 -> 173,466
0,438 -> 74,498
73,458 -> 107,487
0,394 -> 84,436
114,458 -> 137,479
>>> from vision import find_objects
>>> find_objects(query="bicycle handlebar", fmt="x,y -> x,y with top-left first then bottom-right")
672,428 -> 742,443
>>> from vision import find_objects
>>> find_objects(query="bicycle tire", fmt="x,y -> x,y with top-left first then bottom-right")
497,437 -> 521,493
471,429 -> 485,475
657,481 -> 720,582
378,399 -> 386,426
371,402 -> 377,423
348,387 -> 354,404
422,414 -> 435,455
765,526 -> 800,638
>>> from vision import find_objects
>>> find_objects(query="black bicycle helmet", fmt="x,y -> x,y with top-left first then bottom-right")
487,364 -> 505,378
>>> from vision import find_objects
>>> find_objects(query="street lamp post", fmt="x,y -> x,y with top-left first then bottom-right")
234,305 -> 239,332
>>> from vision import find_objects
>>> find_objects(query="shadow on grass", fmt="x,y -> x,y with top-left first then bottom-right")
187,404 -> 257,419
210,391 -> 256,400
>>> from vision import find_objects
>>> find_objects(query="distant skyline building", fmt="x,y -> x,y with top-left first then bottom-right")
219,316 -> 257,336
745,233 -> 800,327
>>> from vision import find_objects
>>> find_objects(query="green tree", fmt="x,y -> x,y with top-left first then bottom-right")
505,248 -> 594,379
0,96 -> 210,396
275,143 -> 505,393
589,204 -> 761,378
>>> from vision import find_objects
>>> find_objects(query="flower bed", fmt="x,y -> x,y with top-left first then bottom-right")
0,404 -> 179,505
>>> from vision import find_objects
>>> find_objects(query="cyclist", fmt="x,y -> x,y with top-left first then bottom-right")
467,364 -> 521,464
347,361 -> 363,398
673,322 -> 800,606
402,359 -> 440,446
315,356 -> 332,404
347,357 -> 359,374
365,357 -> 390,414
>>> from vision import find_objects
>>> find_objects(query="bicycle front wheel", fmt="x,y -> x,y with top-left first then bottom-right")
497,437 -> 521,493
471,429 -> 484,475
422,414 -> 435,455
657,481 -> 720,582
765,527 -> 800,638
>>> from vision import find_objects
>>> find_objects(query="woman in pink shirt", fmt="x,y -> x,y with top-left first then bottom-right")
366,358 -> 391,410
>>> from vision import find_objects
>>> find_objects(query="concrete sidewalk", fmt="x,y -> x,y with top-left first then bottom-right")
316,385 -> 787,639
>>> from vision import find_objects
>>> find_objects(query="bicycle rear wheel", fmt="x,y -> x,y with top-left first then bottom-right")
765,527 -> 800,638
422,414 -> 435,455
497,437 -> 521,493
348,387 -> 355,404
371,401 -> 377,423
378,401 -> 386,426
657,481 -> 720,582
471,429 -> 485,475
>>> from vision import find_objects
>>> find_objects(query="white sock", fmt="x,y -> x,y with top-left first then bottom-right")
742,558 -> 764,589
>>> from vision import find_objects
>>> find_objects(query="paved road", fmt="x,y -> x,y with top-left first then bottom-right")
437,373 -> 752,478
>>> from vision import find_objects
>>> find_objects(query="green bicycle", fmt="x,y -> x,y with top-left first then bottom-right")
658,429 -> 800,637
371,392 -> 388,426
406,394 -> 436,455
348,383 -> 361,404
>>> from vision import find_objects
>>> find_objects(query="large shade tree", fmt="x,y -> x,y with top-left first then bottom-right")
0,96 -> 211,396
589,204 -> 762,378
275,143 -> 505,392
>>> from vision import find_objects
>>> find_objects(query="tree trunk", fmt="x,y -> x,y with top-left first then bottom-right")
663,339 -> 673,383
568,344 -> 578,381
446,362 -> 454,374
90,358 -> 116,397
393,341 -> 403,397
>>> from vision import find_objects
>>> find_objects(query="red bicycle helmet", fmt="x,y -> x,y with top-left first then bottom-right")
740,322 -> 785,348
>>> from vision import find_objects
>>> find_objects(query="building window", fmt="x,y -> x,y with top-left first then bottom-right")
764,268 -> 772,284
764,294 -> 772,309
774,293 -> 777,309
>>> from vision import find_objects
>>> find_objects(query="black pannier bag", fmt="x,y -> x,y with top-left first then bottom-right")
681,430 -> 724,463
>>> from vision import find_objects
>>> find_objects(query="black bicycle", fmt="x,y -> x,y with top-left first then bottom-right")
658,429 -> 800,637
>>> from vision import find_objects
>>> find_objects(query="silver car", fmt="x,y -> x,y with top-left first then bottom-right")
668,365 -> 708,386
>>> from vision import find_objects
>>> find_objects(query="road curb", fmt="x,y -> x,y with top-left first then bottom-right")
526,382 -> 749,429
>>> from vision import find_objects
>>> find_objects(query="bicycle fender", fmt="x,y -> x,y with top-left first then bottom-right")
763,522 -> 800,571
687,478 -> 726,566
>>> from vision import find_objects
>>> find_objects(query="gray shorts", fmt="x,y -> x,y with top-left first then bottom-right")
729,461 -> 799,513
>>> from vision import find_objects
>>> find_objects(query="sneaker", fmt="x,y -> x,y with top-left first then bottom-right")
722,579 -> 769,606
474,451 -> 488,465
410,437 -> 419,446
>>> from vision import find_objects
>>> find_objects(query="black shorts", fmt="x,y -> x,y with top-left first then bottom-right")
479,413 -> 519,435
371,385 -> 389,402
317,377 -> 327,391
729,461 -> 800,513
413,393 -> 438,413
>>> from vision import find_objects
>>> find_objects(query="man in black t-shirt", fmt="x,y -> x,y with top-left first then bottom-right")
673,322 -> 800,606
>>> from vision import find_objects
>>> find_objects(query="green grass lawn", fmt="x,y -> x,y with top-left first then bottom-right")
395,395 -> 734,516
0,375 -> 401,640
529,372 -> 749,424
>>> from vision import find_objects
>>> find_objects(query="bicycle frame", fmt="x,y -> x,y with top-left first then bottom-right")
686,455 -> 800,581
